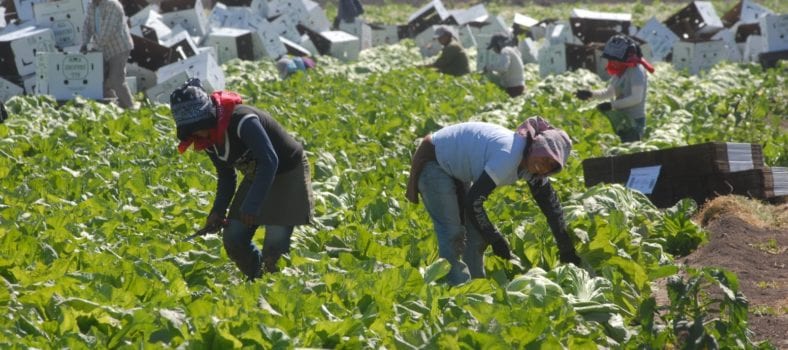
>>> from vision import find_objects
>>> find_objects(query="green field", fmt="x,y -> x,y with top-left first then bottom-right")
1,1 -> 787,348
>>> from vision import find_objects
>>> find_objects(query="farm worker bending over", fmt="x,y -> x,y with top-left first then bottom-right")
406,118 -> 581,285
82,0 -> 135,109
483,33 -> 525,98
275,56 -> 316,80
424,26 -> 470,77
169,78 -> 314,280
575,35 -> 654,143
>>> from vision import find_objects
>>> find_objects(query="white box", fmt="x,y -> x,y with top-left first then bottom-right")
635,17 -> 679,62
299,0 -> 330,33
127,63 -> 157,91
270,14 -> 301,43
129,5 -> 160,28
665,1 -> 724,40
160,29 -> 199,59
369,23 -> 399,47
759,14 -> 788,52
33,0 -> 85,48
36,51 -> 103,100
209,4 -> 253,30
0,26 -> 57,77
247,16 -> 288,58
161,0 -> 208,37
450,4 -> 487,26
12,0 -> 48,22
711,28 -> 742,62
413,26 -> 444,58
672,40 -> 726,75
513,13 -> 538,29
742,35 -> 766,62
249,0 -> 269,19
203,27 -> 256,63
569,9 -> 631,44
298,34 -> 319,56
0,76 -> 23,102
457,24 -> 475,48
724,0 -> 772,25
339,19 -> 371,51
475,33 -> 496,72
280,36 -> 311,57
470,15 -> 508,37
538,43 -> 567,77
321,30 -> 359,61
125,76 -> 137,95
519,37 -> 539,63
148,52 -> 224,103
22,74 -> 36,95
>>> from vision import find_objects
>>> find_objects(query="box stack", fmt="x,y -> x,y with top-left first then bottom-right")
581,142 -> 788,207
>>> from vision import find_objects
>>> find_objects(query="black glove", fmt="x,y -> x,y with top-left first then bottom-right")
596,102 -> 612,112
490,236 -> 512,260
0,102 -> 7,123
575,89 -> 592,100
205,212 -> 227,230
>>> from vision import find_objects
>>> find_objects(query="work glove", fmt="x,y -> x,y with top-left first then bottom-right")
596,102 -> 612,112
490,236 -> 512,260
575,89 -> 592,100
205,212 -> 226,230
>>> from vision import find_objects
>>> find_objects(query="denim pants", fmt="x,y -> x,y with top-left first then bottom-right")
617,118 -> 646,143
222,220 -> 293,279
418,161 -> 487,285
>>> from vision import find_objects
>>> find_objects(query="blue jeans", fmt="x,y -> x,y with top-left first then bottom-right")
418,161 -> 487,285
222,220 -> 293,280
617,118 -> 646,142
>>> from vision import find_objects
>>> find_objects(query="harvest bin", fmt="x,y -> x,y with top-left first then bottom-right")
580,142 -> 782,207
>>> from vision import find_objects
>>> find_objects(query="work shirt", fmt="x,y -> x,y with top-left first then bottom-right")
594,65 -> 648,120
207,105 -> 303,217
431,40 -> 471,77
487,46 -> 524,88
83,0 -> 133,59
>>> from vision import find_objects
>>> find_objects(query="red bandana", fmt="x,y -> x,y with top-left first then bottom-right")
606,55 -> 655,77
177,91 -> 243,154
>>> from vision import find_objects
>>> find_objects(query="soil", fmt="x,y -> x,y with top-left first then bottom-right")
655,200 -> 788,348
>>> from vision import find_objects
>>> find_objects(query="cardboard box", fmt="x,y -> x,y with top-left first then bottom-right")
474,33 -> 496,72
126,62 -> 157,91
369,23 -> 400,47
711,28 -> 743,62
298,0 -> 330,33
280,36 -> 311,57
247,16 -> 288,58
298,34 -> 319,56
33,0 -> 85,48
160,0 -> 208,37
565,42 -> 596,72
722,0 -> 773,27
0,26 -> 57,77
249,0 -> 269,19
407,0 -> 449,38
0,75 -> 23,102
448,4 -> 487,27
208,3 -> 253,30
160,29 -> 199,60
270,13 -> 301,42
129,34 -> 173,71
22,74 -> 36,94
132,18 -> 173,42
759,14 -> 788,52
338,18 -> 371,51
125,75 -> 137,95
147,52 -> 224,103
635,17 -> 679,62
672,39 -> 726,74
129,5 -> 161,29
12,0 -> 48,22
512,13 -> 539,37
538,43 -> 566,77
35,51 -> 103,100
203,27 -> 256,63
733,21 -> 760,43
456,24 -> 475,48
469,15 -> 508,37
742,34 -> 766,62
569,9 -> 631,44
320,30 -> 359,61
664,1 -> 724,40
518,37 -> 539,63
413,25 -> 444,58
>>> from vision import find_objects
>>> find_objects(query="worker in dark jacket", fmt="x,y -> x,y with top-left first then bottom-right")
425,26 -> 470,77
333,0 -> 364,29
406,117 -> 581,285
169,78 -> 314,280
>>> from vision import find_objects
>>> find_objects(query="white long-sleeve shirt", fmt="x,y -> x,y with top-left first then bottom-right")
486,46 -> 524,88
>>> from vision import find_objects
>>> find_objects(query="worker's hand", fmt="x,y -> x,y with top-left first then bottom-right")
490,236 -> 512,260
575,89 -> 592,100
80,44 -> 88,54
596,102 -> 612,112
205,211 -> 225,228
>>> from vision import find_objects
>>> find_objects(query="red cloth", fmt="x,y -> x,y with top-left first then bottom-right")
606,55 -> 655,77
178,91 -> 243,154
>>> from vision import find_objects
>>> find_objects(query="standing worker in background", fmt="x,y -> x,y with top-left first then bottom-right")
82,0 -> 135,109
333,0 -> 364,29
169,79 -> 314,280
483,33 -> 525,98
406,117 -> 581,285
424,26 -> 470,77
574,35 -> 654,142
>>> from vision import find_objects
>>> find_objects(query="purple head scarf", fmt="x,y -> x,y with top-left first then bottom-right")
516,117 -> 572,176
